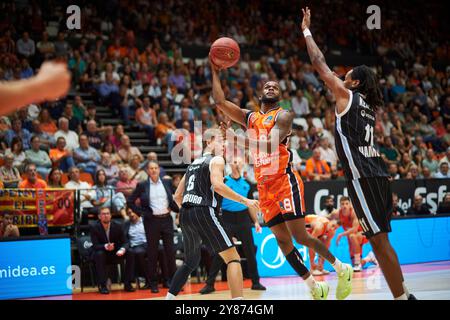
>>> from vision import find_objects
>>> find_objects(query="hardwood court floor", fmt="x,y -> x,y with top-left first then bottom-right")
72,260 -> 450,300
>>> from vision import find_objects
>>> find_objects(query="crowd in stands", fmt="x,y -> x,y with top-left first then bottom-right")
0,0 -> 449,224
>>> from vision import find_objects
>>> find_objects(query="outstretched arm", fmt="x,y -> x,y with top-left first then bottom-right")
0,61 -> 71,116
210,58 -> 251,127
301,7 -> 349,114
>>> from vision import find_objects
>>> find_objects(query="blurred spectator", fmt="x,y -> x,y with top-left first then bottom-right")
434,162 -> 450,179
439,148 -> 450,166
398,153 -> 416,178
16,32 -> 35,59
25,135 -> 52,179
72,95 -> 87,123
47,168 -> 63,188
74,134 -> 101,177
54,32 -> 69,57
422,167 -> 433,179
317,137 -> 337,167
127,155 -> 148,182
50,137 -> 75,172
97,152 -> 120,184
392,193 -> 406,216
135,96 -> 157,144
0,213 -> 20,238
0,154 -> 21,188
436,194 -> 450,215
5,118 -> 31,150
116,167 -> 138,198
422,149 -> 439,173
54,117 -> 79,151
406,195 -> 431,216
380,137 -> 400,164
36,31 -> 55,61
38,109 -> 58,134
92,169 -> 127,219
65,166 -> 95,217
61,103 -> 82,133
155,112 -> 176,150
297,137 -> 313,162
388,163 -> 400,180
18,164 -> 47,189
101,142 -> 122,165
291,89 -> 309,117
5,136 -> 26,170
31,119 -> 55,149
318,195 -> 337,218
110,124 -> 125,150
118,135 -> 144,164
407,165 -> 422,180
85,120 -> 103,150
305,149 -> 331,181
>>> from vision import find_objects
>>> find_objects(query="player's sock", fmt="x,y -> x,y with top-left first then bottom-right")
232,297 -> 244,300
285,248 -> 309,277
304,274 -> 318,290
331,258 -> 344,273
165,292 -> 176,300
403,282 -> 410,297
354,254 -> 361,266
394,293 -> 408,300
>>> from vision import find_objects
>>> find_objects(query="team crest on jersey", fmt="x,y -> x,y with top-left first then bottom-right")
263,115 -> 274,124
278,201 -> 285,210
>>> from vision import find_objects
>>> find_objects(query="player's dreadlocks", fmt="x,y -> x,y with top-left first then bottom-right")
351,65 -> 384,111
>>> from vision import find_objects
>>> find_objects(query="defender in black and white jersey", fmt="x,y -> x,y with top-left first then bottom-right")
166,133 -> 259,300
301,7 -> 416,300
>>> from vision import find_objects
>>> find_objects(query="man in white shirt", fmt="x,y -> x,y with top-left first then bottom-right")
64,166 -> 95,217
55,117 -> 79,151
291,89 -> 309,117
434,162 -> 450,179
317,137 -> 338,167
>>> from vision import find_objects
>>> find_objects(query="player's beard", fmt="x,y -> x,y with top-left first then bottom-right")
260,95 -> 279,105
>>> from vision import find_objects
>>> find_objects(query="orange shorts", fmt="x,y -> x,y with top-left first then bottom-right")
257,170 -> 306,227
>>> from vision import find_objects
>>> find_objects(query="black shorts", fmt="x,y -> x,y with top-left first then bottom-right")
346,177 -> 393,238
180,206 -> 234,254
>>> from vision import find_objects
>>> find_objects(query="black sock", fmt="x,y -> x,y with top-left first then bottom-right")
285,248 -> 309,277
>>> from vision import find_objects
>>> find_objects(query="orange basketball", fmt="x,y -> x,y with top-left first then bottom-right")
209,37 -> 240,69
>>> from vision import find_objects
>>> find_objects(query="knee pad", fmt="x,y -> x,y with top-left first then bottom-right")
227,259 -> 241,265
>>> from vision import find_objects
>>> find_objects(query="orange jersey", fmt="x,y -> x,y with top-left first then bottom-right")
247,108 -> 292,182
338,208 -> 363,233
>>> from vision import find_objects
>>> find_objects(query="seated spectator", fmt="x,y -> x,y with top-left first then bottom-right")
155,112 -> 176,151
388,163 -> 400,180
5,136 -> 26,170
126,155 -> 148,182
316,137 -> 337,167
124,207 -> 152,289
175,107 -> 194,131
25,136 -> 52,179
50,137 -> 76,172
438,148 -> 449,166
398,152 -> 416,178
85,120 -> 103,150
408,165 -> 422,180
116,167 -> 138,198
5,118 -> 31,150
437,193 -> 450,215
97,152 -> 120,184
0,213 -> 20,238
135,97 -> 157,144
82,104 -> 101,131
101,142 -> 122,165
392,193 -> 406,216
64,166 -> 96,217
291,89 -> 309,117
90,207 -> 134,294
406,195 -> 431,216
298,137 -> 313,162
74,134 -> 101,177
380,137 -> 400,164
97,72 -> 120,116
118,135 -> 144,165
54,117 -> 79,151
422,167 -> 433,179
434,162 -> 450,179
0,154 -> 21,188
38,108 -> 58,134
31,119 -> 55,149
305,149 -> 331,181
110,124 -> 125,150
61,103 -> 82,133
92,169 -> 127,219
18,164 -> 48,189
72,95 -> 87,123
47,168 -> 63,188
422,149 -> 439,174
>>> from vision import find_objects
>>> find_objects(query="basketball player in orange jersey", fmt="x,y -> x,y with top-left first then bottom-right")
0,61 -> 70,116
335,197 -> 377,272
305,215 -> 340,275
210,61 -> 353,300
301,7 -> 415,299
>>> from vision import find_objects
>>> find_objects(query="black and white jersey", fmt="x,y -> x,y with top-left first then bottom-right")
182,153 -> 222,208
335,90 -> 389,180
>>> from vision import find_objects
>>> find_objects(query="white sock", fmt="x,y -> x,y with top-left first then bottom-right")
165,293 -> 176,300
394,293 -> 407,300
402,282 -> 410,297
304,275 -> 317,290
232,297 -> 244,300
354,254 -> 361,265
331,258 -> 344,273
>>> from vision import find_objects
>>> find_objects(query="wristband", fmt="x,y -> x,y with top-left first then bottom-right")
303,28 -> 312,38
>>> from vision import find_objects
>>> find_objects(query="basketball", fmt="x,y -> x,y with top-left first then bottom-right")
209,37 -> 240,69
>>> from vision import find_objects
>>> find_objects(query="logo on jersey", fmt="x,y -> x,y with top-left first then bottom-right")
360,109 -> 375,121
263,116 -> 274,125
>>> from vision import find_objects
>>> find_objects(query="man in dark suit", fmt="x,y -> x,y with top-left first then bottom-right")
90,207 -> 135,294
127,160 -> 179,293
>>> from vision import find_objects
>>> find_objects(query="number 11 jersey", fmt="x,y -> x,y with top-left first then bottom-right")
335,90 -> 389,180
